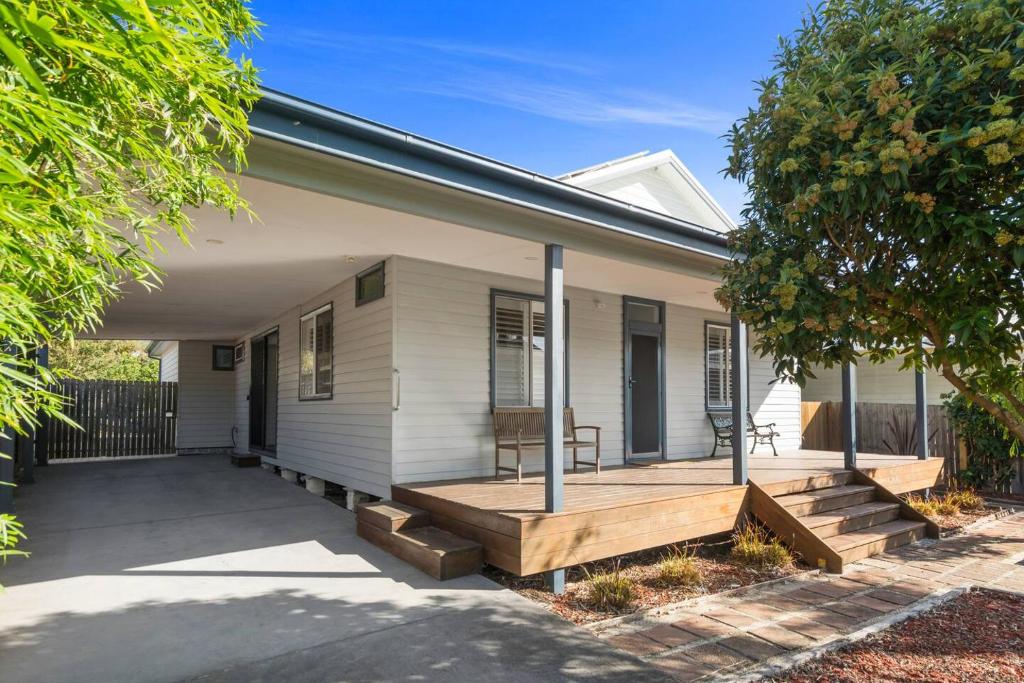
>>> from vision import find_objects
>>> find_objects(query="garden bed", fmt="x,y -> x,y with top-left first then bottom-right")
767,588 -> 1024,682
482,534 -> 804,625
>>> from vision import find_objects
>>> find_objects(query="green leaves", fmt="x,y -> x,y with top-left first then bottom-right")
0,0 -> 260,436
720,0 -> 1024,440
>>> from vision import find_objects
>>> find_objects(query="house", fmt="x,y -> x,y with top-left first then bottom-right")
96,89 -> 942,584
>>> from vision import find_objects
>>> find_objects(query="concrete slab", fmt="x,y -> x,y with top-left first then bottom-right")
0,456 -> 666,682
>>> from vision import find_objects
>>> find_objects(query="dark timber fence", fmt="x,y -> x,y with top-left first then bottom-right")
45,379 -> 177,460
801,400 -> 958,484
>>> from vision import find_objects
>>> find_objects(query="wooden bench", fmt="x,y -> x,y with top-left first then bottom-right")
707,412 -> 780,457
492,407 -> 601,481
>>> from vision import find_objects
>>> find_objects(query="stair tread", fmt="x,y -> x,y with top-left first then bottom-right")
828,519 -> 926,552
800,501 -> 901,528
395,526 -> 482,555
357,501 -> 431,532
778,484 -> 876,506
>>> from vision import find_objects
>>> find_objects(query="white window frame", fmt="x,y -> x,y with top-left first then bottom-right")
490,290 -> 569,409
705,322 -> 732,410
299,303 -> 333,401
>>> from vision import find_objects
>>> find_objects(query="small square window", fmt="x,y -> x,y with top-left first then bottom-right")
233,343 -> 245,363
355,261 -> 385,306
212,345 -> 235,371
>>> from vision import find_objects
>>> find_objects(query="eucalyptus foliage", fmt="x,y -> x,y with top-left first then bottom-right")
0,1 -> 260,435
719,0 -> 1024,441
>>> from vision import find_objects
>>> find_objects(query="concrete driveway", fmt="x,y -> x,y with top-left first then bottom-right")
0,456 -> 666,682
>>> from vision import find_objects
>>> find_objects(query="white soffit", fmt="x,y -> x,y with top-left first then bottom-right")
94,174 -> 723,340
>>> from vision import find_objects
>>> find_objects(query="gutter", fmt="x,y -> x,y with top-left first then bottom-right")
248,88 -> 732,261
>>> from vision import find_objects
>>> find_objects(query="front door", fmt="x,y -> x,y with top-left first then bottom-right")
249,330 -> 279,452
624,298 -> 665,461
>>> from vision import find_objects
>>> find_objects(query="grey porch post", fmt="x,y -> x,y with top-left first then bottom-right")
544,243 -> 566,594
915,368 -> 929,460
730,314 -> 748,485
841,362 -> 857,469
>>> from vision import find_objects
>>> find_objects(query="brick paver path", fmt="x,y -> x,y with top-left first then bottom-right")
593,513 -> 1024,681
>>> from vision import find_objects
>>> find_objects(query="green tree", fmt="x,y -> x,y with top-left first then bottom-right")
0,1 -> 260,434
718,0 -> 1024,442
50,340 -> 160,382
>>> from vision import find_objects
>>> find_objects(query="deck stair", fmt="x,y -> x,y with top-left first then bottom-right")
356,501 -> 483,580
750,469 -> 939,573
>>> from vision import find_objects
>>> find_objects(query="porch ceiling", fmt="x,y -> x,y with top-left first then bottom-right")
95,173 -> 725,341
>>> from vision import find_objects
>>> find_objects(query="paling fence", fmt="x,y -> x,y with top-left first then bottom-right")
45,379 -> 177,460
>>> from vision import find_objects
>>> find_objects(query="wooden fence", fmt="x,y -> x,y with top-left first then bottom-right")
45,379 -> 177,460
801,401 -> 958,481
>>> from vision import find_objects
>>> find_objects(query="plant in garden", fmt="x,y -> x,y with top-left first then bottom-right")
718,0 -> 1024,443
730,522 -> 794,569
946,485 -> 986,510
946,392 -> 1023,490
0,1 -> 260,435
582,562 -> 634,610
657,545 -> 703,587
49,340 -> 159,382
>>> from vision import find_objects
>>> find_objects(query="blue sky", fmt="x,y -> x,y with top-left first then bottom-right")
244,1 -> 810,222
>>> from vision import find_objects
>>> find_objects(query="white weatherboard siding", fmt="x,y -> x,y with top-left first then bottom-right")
232,260 -> 394,498
664,309 -> 802,459
155,341 -> 178,382
175,341 -> 235,450
803,361 -> 953,405
391,257 -> 623,482
390,257 -> 802,483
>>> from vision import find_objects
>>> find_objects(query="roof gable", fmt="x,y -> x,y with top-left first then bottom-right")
559,150 -> 736,233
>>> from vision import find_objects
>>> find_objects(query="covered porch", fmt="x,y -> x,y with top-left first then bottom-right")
392,451 -> 945,576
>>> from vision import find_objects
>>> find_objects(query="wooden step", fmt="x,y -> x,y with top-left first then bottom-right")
757,471 -> 854,497
828,519 -> 927,564
800,502 -> 901,539
776,484 -> 876,516
357,522 -> 483,580
357,501 -> 431,532
230,454 -> 261,468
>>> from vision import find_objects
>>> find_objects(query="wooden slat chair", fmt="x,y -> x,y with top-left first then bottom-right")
706,412 -> 780,457
492,407 -> 601,481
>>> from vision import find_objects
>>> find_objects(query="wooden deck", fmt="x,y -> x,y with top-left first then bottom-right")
391,451 -> 945,575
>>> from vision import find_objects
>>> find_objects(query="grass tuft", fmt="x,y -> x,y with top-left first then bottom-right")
946,486 -> 985,511
657,545 -> 703,587
729,523 -> 794,569
582,562 -> 634,610
906,493 -> 940,516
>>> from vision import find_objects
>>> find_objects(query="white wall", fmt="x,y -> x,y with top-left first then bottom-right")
391,257 -> 803,484
175,340 -> 235,450
231,259 -> 394,498
154,341 -> 178,382
583,167 -> 728,232
802,361 -> 953,405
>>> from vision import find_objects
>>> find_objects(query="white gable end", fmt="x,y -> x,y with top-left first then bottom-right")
560,150 -> 735,233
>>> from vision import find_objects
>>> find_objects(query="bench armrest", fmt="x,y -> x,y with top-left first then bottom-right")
573,425 -> 601,432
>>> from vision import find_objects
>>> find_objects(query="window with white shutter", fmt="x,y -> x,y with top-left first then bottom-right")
299,304 -> 332,400
706,322 -> 731,409
492,292 -> 567,408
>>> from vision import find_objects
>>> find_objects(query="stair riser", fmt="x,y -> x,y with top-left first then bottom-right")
357,521 -> 482,580
357,506 -> 431,533
810,508 -> 901,539
759,472 -> 854,497
784,490 -> 875,517
837,527 -> 926,564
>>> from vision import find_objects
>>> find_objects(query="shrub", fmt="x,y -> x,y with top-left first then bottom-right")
946,487 -> 986,512
945,393 -> 1022,492
934,498 -> 962,516
583,563 -> 634,610
730,523 -> 794,569
906,493 -> 940,516
657,546 -> 703,587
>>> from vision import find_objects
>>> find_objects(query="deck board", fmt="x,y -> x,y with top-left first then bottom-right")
391,450 -> 943,576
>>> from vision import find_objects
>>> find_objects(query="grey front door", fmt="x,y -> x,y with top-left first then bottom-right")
624,298 -> 665,461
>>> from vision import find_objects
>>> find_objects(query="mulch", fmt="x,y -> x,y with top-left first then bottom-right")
933,505 -> 1000,535
482,540 -> 803,625
767,588 -> 1024,683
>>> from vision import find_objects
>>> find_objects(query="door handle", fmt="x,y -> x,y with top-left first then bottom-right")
628,377 -> 637,387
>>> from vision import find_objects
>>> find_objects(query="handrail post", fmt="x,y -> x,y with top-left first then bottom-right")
841,361 -> 857,469
731,314 -> 748,485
